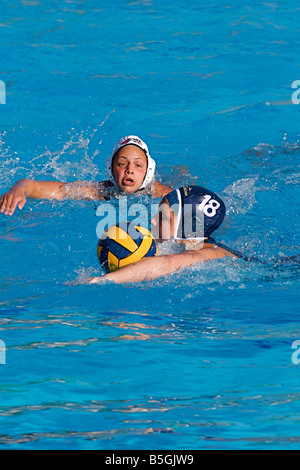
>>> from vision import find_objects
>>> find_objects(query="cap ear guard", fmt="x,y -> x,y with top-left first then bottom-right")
140,154 -> 156,190
106,156 -> 115,186
106,135 -> 156,191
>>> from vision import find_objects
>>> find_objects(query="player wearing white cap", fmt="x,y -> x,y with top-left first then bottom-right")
0,136 -> 172,216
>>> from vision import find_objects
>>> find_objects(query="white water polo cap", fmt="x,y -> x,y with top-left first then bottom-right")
106,136 -> 156,190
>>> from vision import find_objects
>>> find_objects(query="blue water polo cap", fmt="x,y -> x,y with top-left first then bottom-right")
163,185 -> 226,240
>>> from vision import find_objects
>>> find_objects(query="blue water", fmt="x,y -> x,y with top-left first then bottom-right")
0,0 -> 300,449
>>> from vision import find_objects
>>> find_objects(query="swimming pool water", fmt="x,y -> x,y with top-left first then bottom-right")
0,0 -> 300,450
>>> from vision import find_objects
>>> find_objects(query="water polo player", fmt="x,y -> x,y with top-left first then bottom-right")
0,135 -> 172,216
86,185 -> 238,284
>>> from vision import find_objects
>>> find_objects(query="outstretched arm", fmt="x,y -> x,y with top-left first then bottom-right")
87,245 -> 236,285
0,178 -> 106,216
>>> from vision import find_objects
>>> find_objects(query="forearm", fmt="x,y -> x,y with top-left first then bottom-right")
1,178 -> 107,216
91,252 -> 197,284
105,257 -> 175,283
88,246 -> 235,285
10,179 -> 106,200
10,178 -> 66,199
11,178 -> 37,198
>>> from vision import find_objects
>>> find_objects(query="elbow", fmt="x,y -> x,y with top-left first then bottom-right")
13,178 -> 30,186
11,178 -> 32,191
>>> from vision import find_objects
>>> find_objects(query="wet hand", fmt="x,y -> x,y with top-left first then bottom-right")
64,276 -> 107,286
86,276 -> 106,284
0,189 -> 26,216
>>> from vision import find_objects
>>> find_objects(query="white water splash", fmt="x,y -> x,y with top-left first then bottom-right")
223,175 -> 259,215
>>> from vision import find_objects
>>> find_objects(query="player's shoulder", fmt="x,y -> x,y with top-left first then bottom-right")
151,181 -> 173,198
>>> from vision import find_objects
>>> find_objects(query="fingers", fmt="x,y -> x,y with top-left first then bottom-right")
63,279 -> 79,286
0,194 -> 10,215
63,276 -> 105,286
0,193 -> 26,216
18,198 -> 26,210
87,276 -> 105,284
63,277 -> 104,286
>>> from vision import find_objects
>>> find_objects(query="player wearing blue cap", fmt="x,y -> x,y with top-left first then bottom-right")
86,185 -> 237,284
0,136 -> 172,216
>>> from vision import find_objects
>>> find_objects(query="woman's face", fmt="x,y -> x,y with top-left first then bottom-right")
112,145 -> 148,193
150,200 -> 176,242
